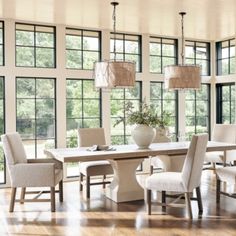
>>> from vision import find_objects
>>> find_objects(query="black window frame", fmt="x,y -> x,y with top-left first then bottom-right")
0,21 -> 5,66
65,28 -> 101,70
149,36 -> 178,74
15,23 -> 56,68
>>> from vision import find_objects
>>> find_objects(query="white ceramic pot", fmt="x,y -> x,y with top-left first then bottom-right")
131,124 -> 156,149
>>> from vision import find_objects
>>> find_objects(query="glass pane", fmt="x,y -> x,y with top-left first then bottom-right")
125,40 -> 139,54
162,44 -> 175,57
150,82 -> 162,99
67,119 -> 82,133
150,43 -> 161,55
222,86 -> 230,101
36,99 -> 55,118
230,45 -> 235,57
66,100 -> 82,118
185,101 -> 195,116
17,119 -> 35,139
83,80 -> 99,98
162,57 -> 175,69
185,45 -> 194,58
125,54 -> 140,71
16,47 -> 34,67
36,79 -> 54,98
83,119 -> 100,128
111,88 -> 124,99
17,78 -> 35,98
111,100 -> 124,117
66,50 -> 82,69
83,100 -> 100,117
196,45 -> 207,59
150,56 -> 161,73
36,119 -> 55,138
17,99 -> 35,118
222,101 -> 230,117
0,46 -> 3,66
221,59 -> 229,75
110,39 -> 123,53
83,51 -> 99,70
230,58 -> 236,74
36,32 -> 54,47
36,48 -> 54,68
66,35 -> 81,50
16,30 -> 34,46
67,80 -> 82,98
83,37 -> 99,50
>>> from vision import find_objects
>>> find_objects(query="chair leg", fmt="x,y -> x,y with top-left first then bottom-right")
102,175 -> 106,189
59,180 -> 63,202
196,187 -> 203,213
162,191 -> 166,212
86,176 -> 90,199
185,192 -> 193,219
9,187 -> 17,212
80,173 -> 83,191
147,189 -> 151,215
216,178 -> 221,204
20,187 -> 26,204
50,187 -> 56,212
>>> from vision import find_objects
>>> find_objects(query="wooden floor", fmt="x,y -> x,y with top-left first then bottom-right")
1,170 -> 236,236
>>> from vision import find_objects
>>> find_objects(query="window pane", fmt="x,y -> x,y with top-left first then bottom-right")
36,48 -> 54,67
83,37 -> 99,50
16,30 -> 34,46
83,51 -> 99,70
66,50 -> 82,69
16,47 -> 34,67
66,35 -> 81,50
36,32 -> 54,47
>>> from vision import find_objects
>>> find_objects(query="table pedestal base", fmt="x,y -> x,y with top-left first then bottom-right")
106,158 -> 144,203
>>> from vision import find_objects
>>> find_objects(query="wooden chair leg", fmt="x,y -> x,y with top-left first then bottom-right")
20,187 -> 26,204
196,187 -> 203,213
147,189 -> 151,215
86,176 -> 90,199
50,187 -> 56,212
185,192 -> 193,219
102,175 -> 106,189
162,191 -> 166,212
80,173 -> 83,191
59,180 -> 63,202
216,178 -> 221,204
9,187 -> 17,212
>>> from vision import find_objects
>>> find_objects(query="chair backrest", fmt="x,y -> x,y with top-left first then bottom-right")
181,134 -> 208,192
78,128 -> 106,147
212,124 -> 236,143
1,132 -> 27,165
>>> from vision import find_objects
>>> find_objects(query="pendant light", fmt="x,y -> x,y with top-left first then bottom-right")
94,2 -> 136,89
164,12 -> 201,90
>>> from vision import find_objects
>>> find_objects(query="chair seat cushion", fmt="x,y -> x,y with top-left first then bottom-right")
145,172 -> 185,192
216,166 -> 236,184
79,161 -> 113,176
205,151 -> 223,163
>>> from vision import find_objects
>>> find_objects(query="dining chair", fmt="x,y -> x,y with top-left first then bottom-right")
216,166 -> 236,205
1,132 -> 63,212
145,134 -> 208,219
78,128 -> 113,198
204,124 -> 236,169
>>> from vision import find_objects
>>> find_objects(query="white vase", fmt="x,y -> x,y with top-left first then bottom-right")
131,124 -> 156,149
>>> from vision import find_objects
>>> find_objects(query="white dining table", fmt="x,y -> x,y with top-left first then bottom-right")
45,141 -> 236,203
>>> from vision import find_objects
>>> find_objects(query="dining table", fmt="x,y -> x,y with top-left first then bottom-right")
44,141 -> 236,203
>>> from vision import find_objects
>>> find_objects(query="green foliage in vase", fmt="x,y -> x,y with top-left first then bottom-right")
114,101 -> 171,128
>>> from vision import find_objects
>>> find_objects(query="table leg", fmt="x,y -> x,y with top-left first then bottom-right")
106,158 -> 144,203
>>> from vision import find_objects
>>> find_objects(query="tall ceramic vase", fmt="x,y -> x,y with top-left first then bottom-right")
131,124 -> 156,149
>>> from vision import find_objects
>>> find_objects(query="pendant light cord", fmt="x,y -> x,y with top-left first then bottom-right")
179,12 -> 186,65
111,2 -> 119,61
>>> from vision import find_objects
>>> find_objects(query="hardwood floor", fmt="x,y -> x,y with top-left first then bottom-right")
1,170 -> 236,236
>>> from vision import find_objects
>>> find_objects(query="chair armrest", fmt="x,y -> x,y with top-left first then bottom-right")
27,158 -> 63,169
10,163 -> 56,187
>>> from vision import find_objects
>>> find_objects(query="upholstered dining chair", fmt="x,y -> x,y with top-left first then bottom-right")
216,166 -> 236,205
78,128 -> 113,198
1,132 -> 63,212
204,124 -> 236,169
145,134 -> 208,219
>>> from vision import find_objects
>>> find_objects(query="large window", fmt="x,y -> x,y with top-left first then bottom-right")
150,82 -> 178,140
110,82 -> 142,145
216,39 -> 235,75
185,84 -> 210,140
0,22 -> 4,66
110,33 -> 142,72
149,37 -> 178,73
15,23 -> 56,68
66,29 -> 101,70
66,79 -> 101,177
185,40 -> 210,76
216,83 -> 235,124
0,77 -> 5,184
16,77 -> 56,158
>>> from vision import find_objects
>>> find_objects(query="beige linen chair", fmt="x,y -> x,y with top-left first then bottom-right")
145,134 -> 208,219
1,132 -> 63,212
205,124 -> 236,168
78,128 -> 113,198
216,166 -> 236,204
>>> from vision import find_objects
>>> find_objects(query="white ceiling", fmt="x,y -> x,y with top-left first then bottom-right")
0,0 -> 235,41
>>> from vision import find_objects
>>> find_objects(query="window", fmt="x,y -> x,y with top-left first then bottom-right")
149,37 -> 178,73
15,23 -> 56,68
0,22 -> 4,66
110,33 -> 142,72
150,82 -> 178,140
66,29 -> 101,70
185,84 -> 210,140
16,77 -> 56,158
216,39 -> 235,75
0,77 -> 5,184
185,40 -> 210,76
110,82 -> 142,145
66,79 -> 101,177
216,83 -> 235,124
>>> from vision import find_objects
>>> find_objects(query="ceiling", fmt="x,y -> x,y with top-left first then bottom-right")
0,0 -> 235,41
